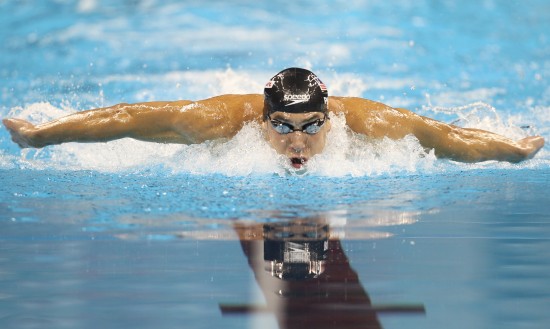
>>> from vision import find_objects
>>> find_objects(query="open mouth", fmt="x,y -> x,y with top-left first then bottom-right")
290,157 -> 307,169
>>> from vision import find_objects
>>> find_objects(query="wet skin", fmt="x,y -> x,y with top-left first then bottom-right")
262,111 -> 331,169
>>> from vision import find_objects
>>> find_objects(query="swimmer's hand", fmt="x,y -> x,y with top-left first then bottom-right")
2,118 -> 42,148
516,136 -> 545,161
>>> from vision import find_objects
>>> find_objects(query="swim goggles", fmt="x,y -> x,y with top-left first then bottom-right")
268,114 -> 328,135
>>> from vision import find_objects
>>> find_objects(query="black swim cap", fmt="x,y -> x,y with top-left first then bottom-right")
263,67 -> 328,119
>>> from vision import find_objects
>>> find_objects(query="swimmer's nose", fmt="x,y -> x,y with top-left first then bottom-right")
288,131 -> 307,153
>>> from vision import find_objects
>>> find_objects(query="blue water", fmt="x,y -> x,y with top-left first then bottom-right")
1,1 -> 549,328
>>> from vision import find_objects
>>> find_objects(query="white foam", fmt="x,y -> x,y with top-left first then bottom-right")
0,150 -> 16,170
165,122 -> 284,176
307,113 -> 438,177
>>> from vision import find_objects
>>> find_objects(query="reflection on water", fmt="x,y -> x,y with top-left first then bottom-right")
113,207 -> 427,328
0,207 -> 426,329
3,169 -> 550,329
224,218 -> 425,329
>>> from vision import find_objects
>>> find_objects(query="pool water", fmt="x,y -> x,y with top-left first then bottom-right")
1,1 -> 549,329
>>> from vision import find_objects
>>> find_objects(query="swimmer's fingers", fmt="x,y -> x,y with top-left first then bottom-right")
517,136 -> 545,160
2,118 -> 38,148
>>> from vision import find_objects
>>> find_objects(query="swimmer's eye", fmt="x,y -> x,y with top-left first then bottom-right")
269,115 -> 327,135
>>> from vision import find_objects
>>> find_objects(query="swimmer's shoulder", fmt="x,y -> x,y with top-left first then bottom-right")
179,94 -> 263,105
329,96 -> 406,138
184,94 -> 264,121
216,94 -> 264,121
328,96 -> 391,115
206,93 -> 263,103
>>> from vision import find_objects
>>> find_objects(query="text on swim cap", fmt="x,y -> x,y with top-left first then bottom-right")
283,94 -> 311,106
284,94 -> 310,101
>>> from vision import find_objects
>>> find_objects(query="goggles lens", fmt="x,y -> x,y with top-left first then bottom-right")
269,115 -> 327,135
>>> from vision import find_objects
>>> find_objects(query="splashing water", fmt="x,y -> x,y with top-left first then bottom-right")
2,98 -> 547,176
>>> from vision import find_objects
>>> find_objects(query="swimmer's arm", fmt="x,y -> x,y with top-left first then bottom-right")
2,101 -> 193,148
406,112 -> 544,162
2,94 -> 264,148
336,97 -> 545,163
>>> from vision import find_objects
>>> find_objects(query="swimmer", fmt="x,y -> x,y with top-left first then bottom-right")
2,67 -> 545,168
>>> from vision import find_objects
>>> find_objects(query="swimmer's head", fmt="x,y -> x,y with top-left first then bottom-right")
262,68 -> 331,170
263,67 -> 328,120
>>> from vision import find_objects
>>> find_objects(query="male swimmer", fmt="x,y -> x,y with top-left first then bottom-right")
2,68 -> 545,169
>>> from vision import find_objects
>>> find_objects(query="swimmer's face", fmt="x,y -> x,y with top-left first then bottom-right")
263,111 -> 331,169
